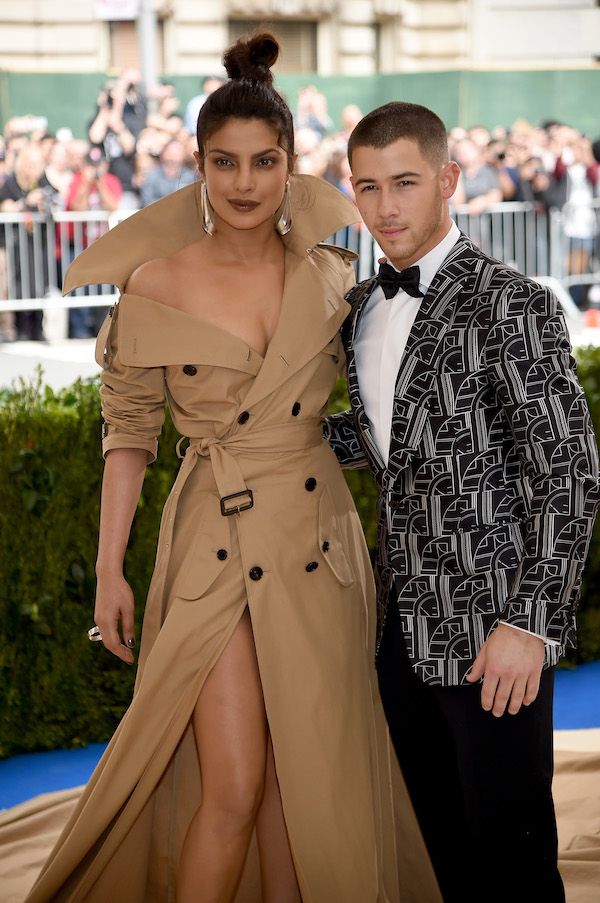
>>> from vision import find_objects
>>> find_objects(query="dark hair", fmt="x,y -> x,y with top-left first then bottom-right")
347,101 -> 449,169
196,33 -> 294,166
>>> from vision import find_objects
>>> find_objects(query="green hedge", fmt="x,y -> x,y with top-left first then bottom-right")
1,354 -> 600,757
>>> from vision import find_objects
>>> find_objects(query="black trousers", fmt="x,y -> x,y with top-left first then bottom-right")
377,598 -> 565,903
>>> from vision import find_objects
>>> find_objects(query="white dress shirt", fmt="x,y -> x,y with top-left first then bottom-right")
354,221 -> 460,464
353,221 -> 554,647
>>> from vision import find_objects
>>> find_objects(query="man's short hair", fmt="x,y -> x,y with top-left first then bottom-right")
348,101 -> 449,169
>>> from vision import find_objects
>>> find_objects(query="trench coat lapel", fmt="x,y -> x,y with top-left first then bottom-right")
241,249 -> 351,411
62,174 -> 359,295
63,173 -> 359,407
385,233 -> 476,475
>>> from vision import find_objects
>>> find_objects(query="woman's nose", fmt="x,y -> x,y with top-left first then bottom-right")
234,166 -> 255,193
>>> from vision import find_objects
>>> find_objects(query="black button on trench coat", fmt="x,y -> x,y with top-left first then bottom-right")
26,177 -> 440,902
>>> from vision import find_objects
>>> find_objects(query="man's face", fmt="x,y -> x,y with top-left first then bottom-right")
350,138 -> 459,270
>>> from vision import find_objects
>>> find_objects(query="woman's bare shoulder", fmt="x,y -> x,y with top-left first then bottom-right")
124,240 -> 204,307
124,241 -> 203,306
123,258 -> 174,304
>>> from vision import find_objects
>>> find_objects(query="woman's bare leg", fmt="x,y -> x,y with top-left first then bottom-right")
256,735 -> 302,902
177,608 -> 268,903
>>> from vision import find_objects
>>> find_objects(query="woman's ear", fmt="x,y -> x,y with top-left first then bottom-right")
290,153 -> 298,175
193,150 -> 204,178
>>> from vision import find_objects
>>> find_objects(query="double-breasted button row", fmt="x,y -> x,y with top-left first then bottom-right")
182,364 -> 197,376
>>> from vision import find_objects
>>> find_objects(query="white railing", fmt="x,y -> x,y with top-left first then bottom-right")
1,202 -> 598,335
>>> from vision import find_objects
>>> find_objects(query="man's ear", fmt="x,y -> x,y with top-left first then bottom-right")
441,161 -> 461,199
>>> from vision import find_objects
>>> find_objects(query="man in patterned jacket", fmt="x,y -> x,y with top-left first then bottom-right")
326,102 -> 599,902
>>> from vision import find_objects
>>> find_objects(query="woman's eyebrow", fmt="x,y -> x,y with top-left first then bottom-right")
206,147 -> 281,157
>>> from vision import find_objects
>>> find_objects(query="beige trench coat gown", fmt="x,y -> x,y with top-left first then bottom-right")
26,176 -> 440,903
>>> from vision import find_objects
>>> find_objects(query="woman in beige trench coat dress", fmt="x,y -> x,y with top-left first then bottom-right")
26,34 -> 439,903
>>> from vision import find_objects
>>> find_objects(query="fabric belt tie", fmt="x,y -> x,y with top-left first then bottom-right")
176,420 -> 324,515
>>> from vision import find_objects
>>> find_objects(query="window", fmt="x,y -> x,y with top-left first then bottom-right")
228,19 -> 317,73
109,19 -> 164,71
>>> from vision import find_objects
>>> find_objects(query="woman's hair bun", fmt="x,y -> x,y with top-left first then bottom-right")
223,32 -> 279,85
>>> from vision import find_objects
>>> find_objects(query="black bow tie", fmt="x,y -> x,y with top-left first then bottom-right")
376,262 -> 424,299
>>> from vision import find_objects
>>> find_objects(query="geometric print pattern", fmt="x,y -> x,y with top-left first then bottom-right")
328,234 -> 600,686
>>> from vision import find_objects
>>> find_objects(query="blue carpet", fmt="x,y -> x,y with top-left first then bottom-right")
554,659 -> 600,730
0,743 -> 108,809
1,661 -> 599,809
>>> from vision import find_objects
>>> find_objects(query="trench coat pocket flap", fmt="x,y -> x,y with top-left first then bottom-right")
318,487 -> 355,587
170,511 -> 231,602
172,549 -> 229,602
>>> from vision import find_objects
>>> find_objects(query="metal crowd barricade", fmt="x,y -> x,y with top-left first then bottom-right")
547,198 -> 600,290
332,201 -> 553,281
451,201 -> 551,278
0,201 -> 597,339
0,210 -> 133,309
0,210 -> 136,341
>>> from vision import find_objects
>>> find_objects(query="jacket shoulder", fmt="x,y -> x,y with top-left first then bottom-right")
345,276 -> 376,305
314,241 -> 359,263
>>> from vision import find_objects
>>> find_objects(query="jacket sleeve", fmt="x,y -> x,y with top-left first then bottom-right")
482,279 -> 600,644
95,303 -> 166,462
315,244 -> 370,469
325,411 -> 369,469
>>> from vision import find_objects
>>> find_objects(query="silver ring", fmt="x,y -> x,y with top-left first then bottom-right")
88,626 -> 102,642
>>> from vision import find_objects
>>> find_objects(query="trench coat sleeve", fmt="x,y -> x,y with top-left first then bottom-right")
95,304 -> 166,463
482,279 -> 600,644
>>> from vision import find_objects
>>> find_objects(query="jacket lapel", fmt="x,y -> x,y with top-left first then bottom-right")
344,235 -> 478,479
343,278 -> 387,476
386,235 -> 477,476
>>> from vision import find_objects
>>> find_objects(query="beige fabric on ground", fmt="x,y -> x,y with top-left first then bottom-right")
1,745 -> 599,902
554,748 -> 600,902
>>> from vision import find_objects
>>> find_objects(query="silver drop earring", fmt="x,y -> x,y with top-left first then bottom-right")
275,180 -> 292,236
200,180 -> 216,235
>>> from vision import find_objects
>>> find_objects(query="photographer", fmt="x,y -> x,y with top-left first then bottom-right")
0,143 -> 55,340
64,146 -> 122,337
516,155 -> 551,208
87,70 -> 146,209
66,146 -> 122,217
485,139 -> 519,200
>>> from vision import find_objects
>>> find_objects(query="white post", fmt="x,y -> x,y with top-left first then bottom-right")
138,0 -> 157,99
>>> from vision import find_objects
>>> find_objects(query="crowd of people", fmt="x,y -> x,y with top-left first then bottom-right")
0,67 -> 598,341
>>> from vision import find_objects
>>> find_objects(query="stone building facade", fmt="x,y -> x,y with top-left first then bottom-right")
0,0 -> 598,75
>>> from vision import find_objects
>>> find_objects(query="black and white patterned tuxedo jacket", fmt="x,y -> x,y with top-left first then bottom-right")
327,233 -> 600,686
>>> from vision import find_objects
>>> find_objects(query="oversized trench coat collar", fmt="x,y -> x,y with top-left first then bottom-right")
62,173 -> 359,295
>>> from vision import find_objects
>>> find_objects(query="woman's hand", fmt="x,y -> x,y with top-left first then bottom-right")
94,572 -> 136,665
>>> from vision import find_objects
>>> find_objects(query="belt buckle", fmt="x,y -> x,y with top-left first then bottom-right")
220,489 -> 254,516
